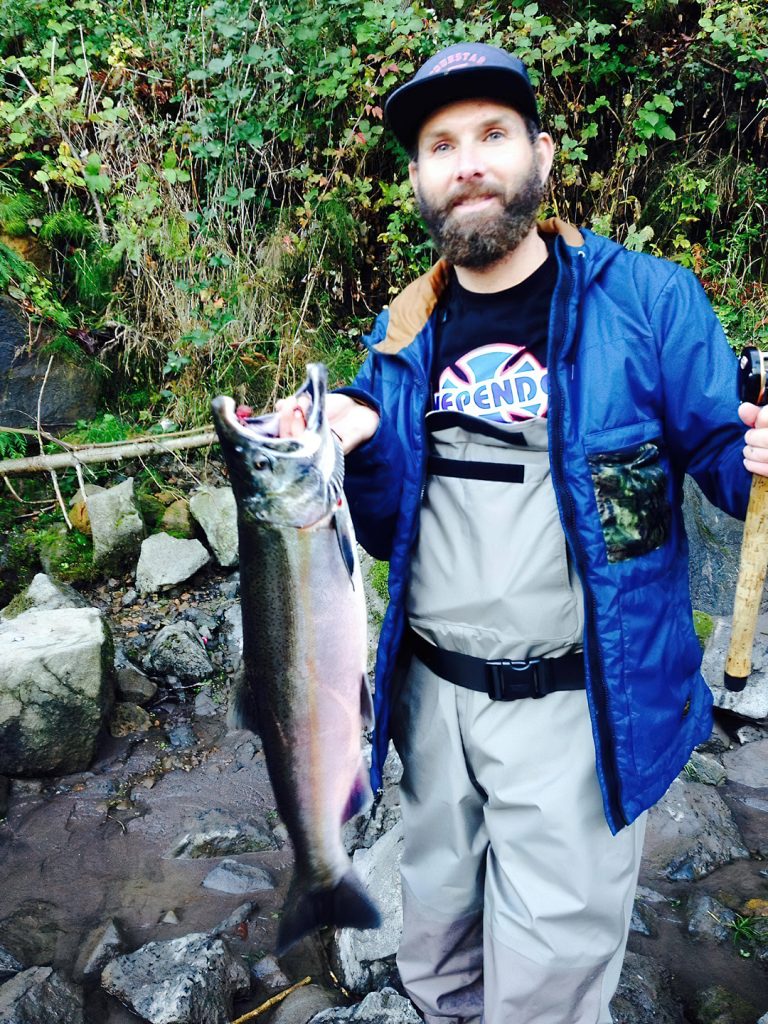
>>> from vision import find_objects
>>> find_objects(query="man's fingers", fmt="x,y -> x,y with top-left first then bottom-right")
276,397 -> 308,437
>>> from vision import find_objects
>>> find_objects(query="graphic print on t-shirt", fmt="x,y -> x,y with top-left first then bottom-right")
433,342 -> 548,422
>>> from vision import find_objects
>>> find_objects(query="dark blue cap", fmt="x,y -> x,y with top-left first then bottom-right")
385,43 -> 540,154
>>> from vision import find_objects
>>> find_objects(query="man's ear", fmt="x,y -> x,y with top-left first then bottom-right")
408,160 -> 419,193
535,133 -> 555,185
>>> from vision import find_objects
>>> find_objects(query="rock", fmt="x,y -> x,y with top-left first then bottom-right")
222,604 -> 244,662
194,691 -> 218,717
74,918 -> 127,981
721,740 -> 768,788
0,945 -> 24,981
696,717 -> 732,755
683,477 -> 749,616
344,741 -> 402,852
87,479 -> 145,572
270,985 -> 338,1024
0,774 -> 8,818
109,702 -> 153,737
115,655 -> 157,705
210,902 -> 258,939
160,910 -> 180,926
171,820 -> 276,858
0,607 -> 113,776
693,985 -> 757,1024
168,723 -> 196,748
0,901 -> 63,965
361,550 -> 388,673
0,966 -> 85,1023
121,588 -> 138,607
702,616 -> 768,720
685,750 -> 727,786
162,498 -> 195,538
643,777 -> 749,881
202,859 -> 275,894
101,932 -> 250,1024
136,533 -> 210,593
310,988 -> 422,1024
736,724 -> 767,745
610,951 -> 685,1024
189,487 -> 238,567
685,892 -> 736,942
144,622 -> 213,683
629,900 -> 658,938
250,954 -> 290,993
0,572 -> 89,620
333,819 -> 404,994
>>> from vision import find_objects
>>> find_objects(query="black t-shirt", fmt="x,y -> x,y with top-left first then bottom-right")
430,245 -> 557,424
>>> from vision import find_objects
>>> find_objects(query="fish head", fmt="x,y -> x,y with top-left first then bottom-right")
212,364 -> 343,527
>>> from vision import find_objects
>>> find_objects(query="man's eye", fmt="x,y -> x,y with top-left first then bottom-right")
486,129 -> 505,142
433,141 -> 452,154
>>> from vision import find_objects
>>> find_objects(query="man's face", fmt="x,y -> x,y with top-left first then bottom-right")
408,99 -> 553,268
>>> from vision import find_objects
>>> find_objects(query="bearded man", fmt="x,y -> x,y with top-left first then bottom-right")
278,43 -> 768,1024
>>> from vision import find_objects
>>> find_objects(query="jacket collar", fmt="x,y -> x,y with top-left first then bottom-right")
375,218 -> 584,355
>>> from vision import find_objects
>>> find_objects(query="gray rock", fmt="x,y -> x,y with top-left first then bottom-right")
685,749 -> 727,786
194,691 -> 218,717
683,477 -> 749,616
310,988 -> 422,1024
168,723 -> 196,748
334,820 -> 404,994
109,702 -> 153,737
629,901 -> 658,938
136,533 -> 210,594
722,740 -> 768,788
610,951 -> 685,1024
736,724 -> 767,745
344,741 -> 402,852
210,902 -> 257,939
685,892 -> 736,942
171,821 -> 276,858
74,918 -> 127,980
0,774 -> 8,818
693,985 -> 758,1024
271,985 -> 337,1024
0,900 -> 63,965
101,932 -> 250,1024
121,588 -> 139,607
144,622 -> 213,683
0,607 -> 113,776
360,549 -> 388,673
115,661 -> 157,704
189,487 -> 238,567
0,945 -> 24,981
87,479 -> 145,572
222,604 -> 244,663
702,616 -> 768,720
758,1013 -> 768,1024
696,717 -> 732,755
0,572 -> 89,620
202,859 -> 275,894
250,954 -> 290,993
643,777 -> 749,881
0,966 -> 85,1023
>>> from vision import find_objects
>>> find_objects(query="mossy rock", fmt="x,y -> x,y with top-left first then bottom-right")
38,526 -> 96,585
693,609 -> 714,649
0,531 -> 41,608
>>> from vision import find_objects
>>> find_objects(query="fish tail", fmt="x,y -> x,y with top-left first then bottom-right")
276,869 -> 381,955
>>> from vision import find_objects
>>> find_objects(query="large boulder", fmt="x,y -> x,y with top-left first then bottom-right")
701,615 -> 768,720
310,988 -> 421,1024
683,477 -> 752,617
0,966 -> 85,1024
0,572 -> 89,621
136,533 -> 210,594
0,607 -> 113,776
87,479 -> 145,572
101,933 -> 250,1024
610,951 -> 685,1024
189,487 -> 238,567
144,622 -> 213,683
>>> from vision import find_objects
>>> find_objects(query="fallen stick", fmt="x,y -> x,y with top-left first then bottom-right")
0,430 -> 217,476
229,977 -> 312,1023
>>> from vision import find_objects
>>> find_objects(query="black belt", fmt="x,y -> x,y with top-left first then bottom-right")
407,628 -> 585,701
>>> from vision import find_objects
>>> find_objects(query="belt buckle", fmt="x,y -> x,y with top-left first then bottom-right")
485,659 -> 541,701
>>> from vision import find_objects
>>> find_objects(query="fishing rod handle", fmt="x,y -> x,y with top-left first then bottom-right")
724,472 -> 768,691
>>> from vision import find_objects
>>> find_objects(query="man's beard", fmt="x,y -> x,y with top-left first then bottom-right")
416,160 -> 546,269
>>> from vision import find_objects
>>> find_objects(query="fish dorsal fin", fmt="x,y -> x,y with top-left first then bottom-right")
360,672 -> 374,731
333,507 -> 356,586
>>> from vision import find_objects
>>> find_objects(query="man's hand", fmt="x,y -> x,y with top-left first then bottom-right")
275,392 -> 380,454
738,403 -> 768,477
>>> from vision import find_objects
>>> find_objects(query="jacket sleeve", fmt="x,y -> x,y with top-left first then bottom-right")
654,266 -> 751,520
334,316 -> 406,561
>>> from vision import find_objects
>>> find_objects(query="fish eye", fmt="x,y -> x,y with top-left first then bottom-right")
250,455 -> 268,471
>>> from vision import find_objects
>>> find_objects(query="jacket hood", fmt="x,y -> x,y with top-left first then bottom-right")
374,218 -> 624,355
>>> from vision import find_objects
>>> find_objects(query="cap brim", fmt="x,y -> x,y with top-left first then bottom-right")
385,68 -> 539,154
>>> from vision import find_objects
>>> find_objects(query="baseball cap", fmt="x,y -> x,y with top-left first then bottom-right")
385,43 -> 540,155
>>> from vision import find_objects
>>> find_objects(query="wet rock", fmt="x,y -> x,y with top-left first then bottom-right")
189,486 -> 238,567
0,607 -> 113,776
610,950 -> 685,1023
0,966 -> 85,1023
685,749 -> 727,786
333,819 -> 404,994
101,932 -> 250,1024
222,604 -> 244,662
74,918 -> 127,981
310,988 -> 421,1024
115,654 -> 158,705
250,954 -> 290,993
722,740 -> 768,788
629,900 -> 658,938
0,946 -> 24,981
144,621 -> 213,683
109,702 -> 153,737
220,573 -> 239,600
162,498 -> 195,538
168,723 -> 196,748
643,777 -> 749,881
685,892 -> 736,942
0,572 -> 89,620
693,984 -> 757,1024
202,859 -> 275,894
171,820 -> 276,858
87,479 -> 145,572
702,616 -> 768,720
194,691 -> 218,717
735,724 -> 766,745
271,985 -> 337,1024
0,901 -> 63,965
210,901 -> 257,939
136,533 -> 210,594
0,774 -> 8,818
696,717 -> 732,755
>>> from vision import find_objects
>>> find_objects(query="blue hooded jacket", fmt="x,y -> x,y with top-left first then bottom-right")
341,219 -> 750,833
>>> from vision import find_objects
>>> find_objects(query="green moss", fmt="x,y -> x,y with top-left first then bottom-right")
0,531 -> 40,608
693,610 -> 715,648
38,527 -> 95,585
369,559 -> 389,602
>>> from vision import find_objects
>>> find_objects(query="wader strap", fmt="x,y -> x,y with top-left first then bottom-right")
407,628 -> 585,701
427,455 -> 525,483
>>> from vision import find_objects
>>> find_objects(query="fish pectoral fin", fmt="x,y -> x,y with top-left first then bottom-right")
276,870 -> 381,955
341,760 -> 373,823
333,510 -> 357,586
360,672 -> 374,731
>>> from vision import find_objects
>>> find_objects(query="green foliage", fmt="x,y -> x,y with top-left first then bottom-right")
0,189 -> 40,236
60,412 -> 130,446
0,430 -> 29,460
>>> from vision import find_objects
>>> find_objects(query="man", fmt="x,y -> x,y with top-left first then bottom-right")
278,42 -> 768,1023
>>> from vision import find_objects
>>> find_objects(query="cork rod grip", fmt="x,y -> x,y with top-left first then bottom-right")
724,472 -> 768,690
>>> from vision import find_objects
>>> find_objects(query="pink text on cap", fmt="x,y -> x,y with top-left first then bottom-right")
429,53 -> 488,75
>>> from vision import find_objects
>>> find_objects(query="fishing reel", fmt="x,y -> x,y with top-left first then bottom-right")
725,346 -> 768,691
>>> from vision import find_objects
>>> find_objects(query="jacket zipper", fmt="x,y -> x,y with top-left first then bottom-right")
548,244 -> 628,830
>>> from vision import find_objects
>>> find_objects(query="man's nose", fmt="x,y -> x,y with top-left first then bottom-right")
454,143 -> 485,181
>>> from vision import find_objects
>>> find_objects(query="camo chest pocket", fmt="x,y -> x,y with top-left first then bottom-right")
587,438 -> 671,563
